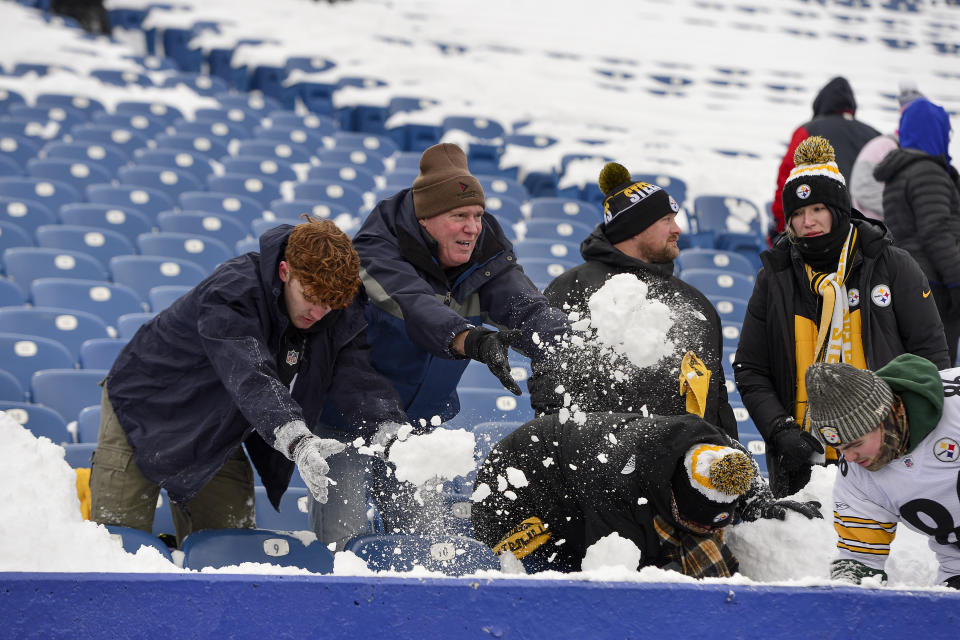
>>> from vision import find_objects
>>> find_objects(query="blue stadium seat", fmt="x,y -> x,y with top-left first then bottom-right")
194,107 -> 261,133
330,132 -> 398,159
711,297 -> 749,325
482,195 -> 523,225
181,528 -> 334,572
250,219 -> 300,238
215,93 -> 282,118
518,257 -> 577,289
132,149 -> 215,184
0,330 -> 77,392
147,285 -> 192,312
264,111 -> 336,136
383,169 -> 418,191
253,486 -> 310,531
477,174 -> 528,205
90,68 -> 154,88
137,231 -> 231,274
25,158 -> 112,195
35,94 -> 105,119
221,157 -> 297,184
527,197 -> 601,223
459,360 -> 532,393
441,116 -> 506,141
2,247 -> 108,295
0,400 -> 71,442
90,112 -> 168,140
62,442 -> 97,468
0,219 -> 33,253
316,149 -> 385,175
207,174 -> 282,208
118,165 -> 204,203
473,421 -> 523,465
0,306 -> 110,361
109,254 -> 206,301
59,203 -> 154,243
76,404 -> 101,443
254,125 -> 325,153
269,199 -> 348,221
345,534 -> 500,576
390,152 -> 421,173
306,164 -> 377,194
116,312 -> 154,339
114,101 -> 184,125
30,278 -> 145,329
521,217 -> 594,243
179,191 -> 265,227
511,238 -> 581,263
675,248 -> 757,278
157,211 -> 249,249
70,125 -> 149,158
0,197 -> 56,237
0,89 -> 27,115
172,118 -> 251,143
442,388 -> 535,430
161,73 -> 229,97
235,237 -> 259,255
152,133 -> 229,162
0,155 -> 23,177
692,195 -> 762,235
0,277 -> 27,306
31,368 -> 108,423
632,173 -> 689,209
35,225 -> 136,271
0,177 -> 81,215
503,133 -> 558,150
679,268 -> 754,301
104,525 -> 174,562
86,184 -> 176,222
0,369 -> 25,402
293,181 -> 365,215
79,337 -> 127,370
0,116 -> 51,142
234,139 -> 312,164
41,141 -> 128,175
11,110 -> 89,140
0,135 -> 41,171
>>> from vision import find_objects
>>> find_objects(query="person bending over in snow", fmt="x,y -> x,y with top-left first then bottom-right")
471,412 -> 822,577
806,354 -> 960,589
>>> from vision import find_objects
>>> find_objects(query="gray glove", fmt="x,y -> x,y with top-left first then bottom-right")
273,420 -> 346,504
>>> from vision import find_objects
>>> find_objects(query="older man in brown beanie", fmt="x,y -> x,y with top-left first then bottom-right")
805,353 -> 960,589
314,143 -> 569,534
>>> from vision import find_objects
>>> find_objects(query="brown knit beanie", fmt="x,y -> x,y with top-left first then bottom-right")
412,143 -> 485,219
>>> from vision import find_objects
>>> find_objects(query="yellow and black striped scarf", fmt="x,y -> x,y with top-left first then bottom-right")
806,224 -> 858,366
653,515 -> 738,578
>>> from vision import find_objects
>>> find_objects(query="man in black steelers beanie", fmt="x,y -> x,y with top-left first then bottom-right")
528,162 -> 737,440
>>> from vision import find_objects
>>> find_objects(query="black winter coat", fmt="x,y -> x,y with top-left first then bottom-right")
528,226 -> 737,439
108,225 -> 408,508
471,412 -> 746,572
874,148 -> 960,289
734,214 -> 949,487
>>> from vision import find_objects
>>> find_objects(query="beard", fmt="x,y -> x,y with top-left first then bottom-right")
640,238 -> 680,264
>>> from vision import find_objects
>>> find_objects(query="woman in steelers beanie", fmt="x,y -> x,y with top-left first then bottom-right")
734,135 -> 949,498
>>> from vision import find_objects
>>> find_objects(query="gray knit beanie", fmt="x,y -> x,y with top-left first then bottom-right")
805,362 -> 894,446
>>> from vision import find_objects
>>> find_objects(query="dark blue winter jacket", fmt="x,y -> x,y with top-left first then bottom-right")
350,189 -> 570,423
107,224 -> 408,508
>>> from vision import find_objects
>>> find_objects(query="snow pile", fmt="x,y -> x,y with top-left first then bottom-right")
581,532 -> 643,574
388,427 -> 477,485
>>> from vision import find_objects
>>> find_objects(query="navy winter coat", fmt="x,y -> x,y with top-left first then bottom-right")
108,225 -> 408,508
351,189 -> 570,423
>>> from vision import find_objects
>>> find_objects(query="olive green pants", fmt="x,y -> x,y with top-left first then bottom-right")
89,384 -> 256,546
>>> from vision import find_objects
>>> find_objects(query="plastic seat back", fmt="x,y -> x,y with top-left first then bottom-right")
181,528 -> 334,573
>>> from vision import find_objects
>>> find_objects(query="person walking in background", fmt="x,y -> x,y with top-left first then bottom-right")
735,135 -> 949,498
805,354 -> 960,589
873,97 -> 960,366
90,219 -> 411,549
770,76 -> 880,241
471,411 -> 821,576
527,162 -> 737,439
849,81 -> 926,221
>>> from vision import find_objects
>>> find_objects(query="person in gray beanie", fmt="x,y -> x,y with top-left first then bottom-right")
805,353 -> 960,589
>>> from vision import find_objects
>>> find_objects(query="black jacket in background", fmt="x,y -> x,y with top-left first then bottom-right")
471,412 -> 745,572
528,225 -> 737,439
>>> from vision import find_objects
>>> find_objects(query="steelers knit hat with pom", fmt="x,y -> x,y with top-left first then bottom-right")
598,162 -> 680,244
805,361 -> 894,447
671,444 -> 755,528
781,135 -> 852,219
412,143 -> 484,219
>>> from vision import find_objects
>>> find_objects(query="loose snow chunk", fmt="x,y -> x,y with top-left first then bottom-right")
497,475 -> 508,492
388,428 -> 476,485
582,532 -> 642,572
587,273 -> 675,368
472,483 -> 492,503
505,467 -> 529,488
597,453 -> 608,463
542,457 -> 555,468
504,490 -> 518,501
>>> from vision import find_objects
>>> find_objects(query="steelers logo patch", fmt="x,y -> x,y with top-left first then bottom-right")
796,184 -> 812,199
871,285 -> 892,307
669,195 -> 679,213
934,438 -> 960,463
713,511 -> 730,524
819,426 -> 841,445
847,288 -> 860,307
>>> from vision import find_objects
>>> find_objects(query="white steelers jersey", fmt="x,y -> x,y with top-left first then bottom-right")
832,367 -> 960,585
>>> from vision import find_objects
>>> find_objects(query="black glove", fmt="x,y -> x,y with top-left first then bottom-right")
944,574 -> 960,590
771,418 -> 824,474
462,327 -> 522,395
755,499 -> 823,521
